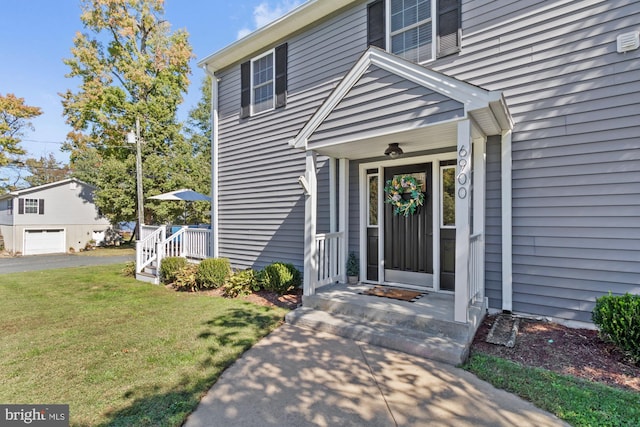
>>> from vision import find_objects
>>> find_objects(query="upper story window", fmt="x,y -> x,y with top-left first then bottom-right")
25,199 -> 39,214
368,0 -> 461,63
18,198 -> 44,215
240,43 -> 288,118
252,52 -> 275,114
390,0 -> 433,63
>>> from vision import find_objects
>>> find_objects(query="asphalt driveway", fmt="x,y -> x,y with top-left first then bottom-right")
0,253 -> 134,274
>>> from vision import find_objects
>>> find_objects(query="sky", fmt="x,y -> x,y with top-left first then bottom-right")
0,0 -> 303,168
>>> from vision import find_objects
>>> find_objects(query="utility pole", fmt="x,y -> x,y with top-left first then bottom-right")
128,116 -> 145,234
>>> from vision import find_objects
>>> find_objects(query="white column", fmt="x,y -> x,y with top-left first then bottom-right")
501,130 -> 513,312
455,119 -> 472,323
329,158 -> 336,233
303,151 -> 318,296
338,158 -> 349,282
473,136 -> 487,302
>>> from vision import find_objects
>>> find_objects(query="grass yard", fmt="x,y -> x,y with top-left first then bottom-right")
464,353 -> 640,427
0,264 -> 288,426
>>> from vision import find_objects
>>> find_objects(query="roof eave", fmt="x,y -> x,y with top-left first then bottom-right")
198,0 -> 359,72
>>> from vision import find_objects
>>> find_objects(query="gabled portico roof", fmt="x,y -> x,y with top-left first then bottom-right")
289,47 -> 513,153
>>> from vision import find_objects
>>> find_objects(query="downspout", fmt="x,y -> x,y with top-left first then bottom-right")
202,65 -> 219,258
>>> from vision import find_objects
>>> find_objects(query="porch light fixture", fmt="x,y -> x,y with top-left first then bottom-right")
384,143 -> 403,158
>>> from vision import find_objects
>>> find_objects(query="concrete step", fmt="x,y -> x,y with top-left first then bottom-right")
302,292 -> 473,341
136,271 -> 159,285
286,307 -> 470,365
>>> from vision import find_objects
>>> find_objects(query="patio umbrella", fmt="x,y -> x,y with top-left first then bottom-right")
149,189 -> 211,202
149,189 -> 211,224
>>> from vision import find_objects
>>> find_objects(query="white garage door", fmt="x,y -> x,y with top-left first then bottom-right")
24,229 -> 65,255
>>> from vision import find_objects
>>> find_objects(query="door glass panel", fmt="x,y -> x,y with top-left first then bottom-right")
368,174 -> 378,226
441,166 -> 455,227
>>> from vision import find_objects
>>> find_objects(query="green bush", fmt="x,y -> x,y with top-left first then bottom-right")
259,262 -> 301,295
592,292 -> 640,363
160,257 -> 188,284
223,269 -> 260,298
196,258 -> 231,289
172,264 -> 199,292
122,261 -> 136,277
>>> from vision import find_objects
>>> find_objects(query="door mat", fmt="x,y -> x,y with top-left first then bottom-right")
360,286 -> 426,302
485,314 -> 520,348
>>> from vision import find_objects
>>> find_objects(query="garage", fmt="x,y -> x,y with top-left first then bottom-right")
24,229 -> 65,255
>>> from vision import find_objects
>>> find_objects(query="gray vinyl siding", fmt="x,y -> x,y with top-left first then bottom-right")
310,65 -> 464,147
214,0 -> 639,323
214,4 -> 368,271
436,0 -> 640,322
484,136 -> 502,309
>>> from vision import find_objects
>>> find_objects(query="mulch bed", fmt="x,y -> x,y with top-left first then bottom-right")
470,314 -> 640,392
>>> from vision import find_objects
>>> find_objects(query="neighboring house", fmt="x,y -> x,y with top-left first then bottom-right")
196,0 -> 639,330
0,178 -> 111,255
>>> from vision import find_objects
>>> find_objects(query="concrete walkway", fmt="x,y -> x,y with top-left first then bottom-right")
184,324 -> 568,427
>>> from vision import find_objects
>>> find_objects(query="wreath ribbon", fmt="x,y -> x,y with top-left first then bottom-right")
384,175 -> 425,216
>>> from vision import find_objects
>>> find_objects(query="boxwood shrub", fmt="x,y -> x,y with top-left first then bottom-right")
592,292 -> 640,363
196,258 -> 231,289
259,262 -> 301,295
159,257 -> 188,284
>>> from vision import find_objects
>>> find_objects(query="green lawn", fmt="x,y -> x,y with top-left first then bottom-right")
0,264 -> 288,426
464,353 -> 640,427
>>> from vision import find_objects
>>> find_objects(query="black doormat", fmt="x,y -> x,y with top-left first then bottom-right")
360,286 -> 426,302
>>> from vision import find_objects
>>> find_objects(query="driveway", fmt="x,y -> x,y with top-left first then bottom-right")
0,253 -> 134,274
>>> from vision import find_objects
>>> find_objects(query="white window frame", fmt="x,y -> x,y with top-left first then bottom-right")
25,198 -> 39,215
250,49 -> 275,115
386,0 -> 437,64
440,165 -> 456,229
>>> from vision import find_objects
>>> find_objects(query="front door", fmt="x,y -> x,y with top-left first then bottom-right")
383,163 -> 433,288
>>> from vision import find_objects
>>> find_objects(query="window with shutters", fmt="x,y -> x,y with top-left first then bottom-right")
367,0 -> 461,63
240,43 -> 288,118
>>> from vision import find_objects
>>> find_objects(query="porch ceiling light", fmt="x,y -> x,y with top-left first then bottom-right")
384,143 -> 404,158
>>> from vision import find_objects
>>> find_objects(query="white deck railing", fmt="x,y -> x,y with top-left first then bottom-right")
469,233 -> 485,305
315,231 -> 344,287
136,225 -> 166,273
161,227 -> 210,260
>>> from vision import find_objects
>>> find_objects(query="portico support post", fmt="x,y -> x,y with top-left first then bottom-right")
303,151 -> 318,296
338,158 -> 349,283
455,119 -> 472,323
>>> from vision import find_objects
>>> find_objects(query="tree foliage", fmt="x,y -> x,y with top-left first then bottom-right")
61,0 -> 209,225
0,93 -> 42,167
23,153 -> 72,188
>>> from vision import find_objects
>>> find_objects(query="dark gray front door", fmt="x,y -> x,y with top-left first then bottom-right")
383,163 -> 433,288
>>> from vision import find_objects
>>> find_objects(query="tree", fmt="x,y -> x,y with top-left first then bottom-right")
61,0 -> 194,225
0,93 -> 42,167
24,153 -> 72,187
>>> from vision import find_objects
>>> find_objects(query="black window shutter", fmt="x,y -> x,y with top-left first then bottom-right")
240,61 -> 251,118
367,0 -> 385,49
18,198 -> 24,215
437,0 -> 461,57
39,199 -> 45,215
275,43 -> 288,109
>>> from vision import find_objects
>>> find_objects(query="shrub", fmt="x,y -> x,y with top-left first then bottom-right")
122,261 -> 136,277
592,292 -> 640,363
160,257 -> 188,284
259,262 -> 301,295
223,269 -> 260,298
173,264 -> 199,292
196,258 -> 231,289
